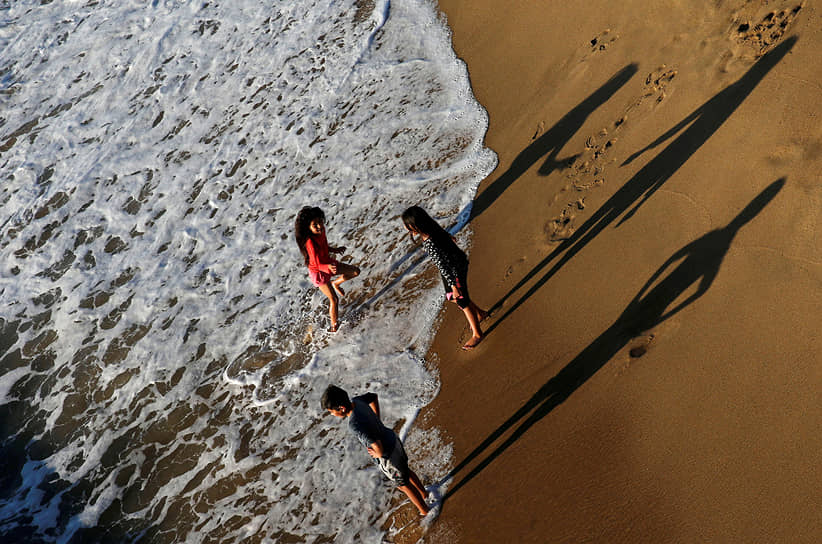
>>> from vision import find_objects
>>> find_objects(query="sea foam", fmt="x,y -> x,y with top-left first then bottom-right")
0,0 -> 495,541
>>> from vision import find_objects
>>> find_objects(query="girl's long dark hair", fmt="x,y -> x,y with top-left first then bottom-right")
401,206 -> 460,252
294,206 -> 325,266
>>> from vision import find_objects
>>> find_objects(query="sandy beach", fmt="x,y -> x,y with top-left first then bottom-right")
415,1 -> 822,542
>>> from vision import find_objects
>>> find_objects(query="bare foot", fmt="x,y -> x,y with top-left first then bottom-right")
462,335 -> 483,350
478,308 -> 489,321
332,282 -> 345,297
328,323 -> 339,333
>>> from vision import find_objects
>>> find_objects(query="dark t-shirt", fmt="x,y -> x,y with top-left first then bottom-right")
348,393 -> 396,457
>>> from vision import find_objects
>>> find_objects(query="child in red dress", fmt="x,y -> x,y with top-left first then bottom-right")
295,207 -> 360,332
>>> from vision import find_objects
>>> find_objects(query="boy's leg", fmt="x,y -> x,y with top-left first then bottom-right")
383,440 -> 428,515
398,483 -> 429,516
317,283 -> 339,331
408,469 -> 427,500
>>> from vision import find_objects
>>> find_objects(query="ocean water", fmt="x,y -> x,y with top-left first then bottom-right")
0,1 -> 495,542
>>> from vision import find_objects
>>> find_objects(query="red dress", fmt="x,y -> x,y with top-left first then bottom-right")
305,232 -> 338,287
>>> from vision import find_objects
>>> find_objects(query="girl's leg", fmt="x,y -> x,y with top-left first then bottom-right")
331,262 -> 360,296
317,283 -> 339,331
470,301 -> 488,322
455,273 -> 484,348
461,304 -> 483,350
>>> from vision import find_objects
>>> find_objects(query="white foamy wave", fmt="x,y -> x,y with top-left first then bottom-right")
0,0 -> 495,542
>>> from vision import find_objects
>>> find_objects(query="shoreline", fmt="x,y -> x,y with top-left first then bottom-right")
418,1 -> 822,542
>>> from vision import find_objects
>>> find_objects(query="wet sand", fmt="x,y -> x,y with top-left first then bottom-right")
417,1 -> 822,542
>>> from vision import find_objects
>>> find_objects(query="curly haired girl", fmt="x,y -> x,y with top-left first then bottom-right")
295,207 -> 360,332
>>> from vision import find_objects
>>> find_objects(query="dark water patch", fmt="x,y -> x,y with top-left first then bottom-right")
80,250 -> 96,269
31,351 -> 55,372
0,319 -> 20,357
74,226 -> 103,248
103,236 -> 127,254
100,295 -> 133,331
0,349 -> 25,377
38,249 -> 76,281
22,329 -> 58,358
32,287 -> 62,308
0,117 -> 40,153
34,191 -> 69,220
79,290 -> 111,309
102,322 -> 150,365
94,367 -> 140,403
26,306 -> 51,329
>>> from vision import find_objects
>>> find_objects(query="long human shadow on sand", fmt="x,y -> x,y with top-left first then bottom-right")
484,37 -> 796,334
352,65 -> 639,315
439,178 -> 785,499
466,63 -> 638,223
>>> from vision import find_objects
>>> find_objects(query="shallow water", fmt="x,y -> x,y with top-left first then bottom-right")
0,0 -> 494,542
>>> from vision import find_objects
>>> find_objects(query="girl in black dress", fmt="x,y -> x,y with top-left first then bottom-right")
401,206 -> 487,350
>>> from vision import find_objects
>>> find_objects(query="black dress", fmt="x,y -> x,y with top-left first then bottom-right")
422,235 -> 471,307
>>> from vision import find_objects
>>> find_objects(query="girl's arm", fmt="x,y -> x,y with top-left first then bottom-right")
450,283 -> 461,300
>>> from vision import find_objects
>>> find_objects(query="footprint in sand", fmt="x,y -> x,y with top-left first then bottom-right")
545,62 -> 680,248
531,120 -> 545,140
734,3 -> 803,56
628,334 -> 655,359
607,65 -> 677,135
612,334 -> 656,377
563,129 -> 614,193
499,256 -> 528,289
503,264 -> 515,280
589,29 -> 619,53
642,66 -> 677,104
545,206 -> 576,242
543,128 -> 615,243
543,60 -> 679,246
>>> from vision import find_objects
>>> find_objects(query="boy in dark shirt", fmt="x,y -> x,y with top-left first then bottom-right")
322,385 -> 430,515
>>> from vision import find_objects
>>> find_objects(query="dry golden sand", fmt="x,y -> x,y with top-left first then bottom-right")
402,1 -> 822,542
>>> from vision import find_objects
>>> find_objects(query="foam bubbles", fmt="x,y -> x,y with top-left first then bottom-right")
0,0 -> 495,541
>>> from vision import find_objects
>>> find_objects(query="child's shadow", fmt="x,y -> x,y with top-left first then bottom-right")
355,65 -> 640,314
466,63 -> 639,223
484,37 -> 797,334
439,178 -> 785,499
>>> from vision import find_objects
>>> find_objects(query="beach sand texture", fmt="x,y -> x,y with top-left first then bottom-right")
405,0 -> 822,542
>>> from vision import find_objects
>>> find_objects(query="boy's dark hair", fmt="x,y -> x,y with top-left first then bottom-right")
321,384 -> 350,411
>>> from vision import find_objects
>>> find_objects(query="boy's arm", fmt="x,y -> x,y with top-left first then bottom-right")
360,392 -> 380,420
367,440 -> 385,458
366,395 -> 385,457
357,392 -> 384,457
